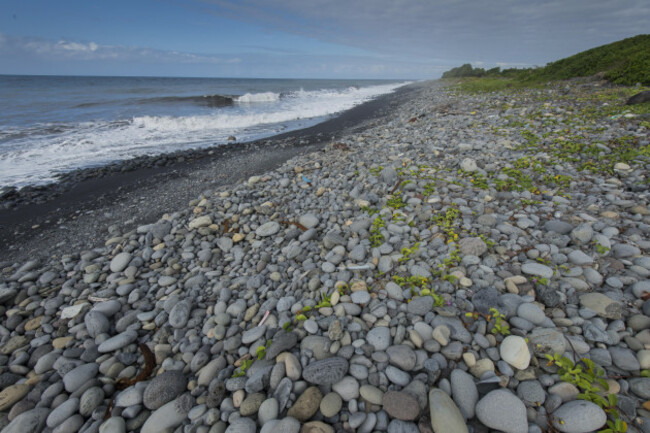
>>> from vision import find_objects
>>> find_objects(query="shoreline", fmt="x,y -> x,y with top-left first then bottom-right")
0,82 -> 423,264
0,79 -> 649,433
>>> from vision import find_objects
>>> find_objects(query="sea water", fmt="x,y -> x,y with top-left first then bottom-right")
0,75 -> 408,188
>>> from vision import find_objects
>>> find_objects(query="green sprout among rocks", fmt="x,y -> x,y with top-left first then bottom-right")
232,358 -> 253,378
370,215 -> 386,247
398,242 -> 420,264
465,307 -> 510,336
546,354 -> 627,433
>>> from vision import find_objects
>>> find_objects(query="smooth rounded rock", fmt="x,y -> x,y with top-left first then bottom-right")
320,392 -> 342,417
97,330 -> 138,353
366,327 -> 391,351
256,222 -> 281,237
382,391 -> 419,421
110,252 -> 132,273
450,369 -> 478,419
143,370 -> 187,410
140,393 -> 193,433
302,357 -> 348,385
63,363 -> 99,393
500,335 -> 531,370
429,388 -> 468,433
286,386 -> 322,422
475,389 -> 527,433
551,400 -> 607,433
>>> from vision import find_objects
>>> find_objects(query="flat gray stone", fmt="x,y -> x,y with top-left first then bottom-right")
521,262 -> 553,279
407,296 -> 434,316
429,388 -> 468,433
517,303 -> 546,325
351,290 -> 371,304
84,311 -> 110,338
385,365 -> 410,386
0,407 -> 49,433
517,380 -> 546,406
450,369 -> 478,419
265,417 -> 300,433
143,370 -> 187,410
265,331 -> 298,359
570,223 -> 593,244
299,214 -> 319,229
46,397 -> 79,428
529,328 -> 566,356
97,330 -> 138,353
80,386 -> 105,417
256,222 -> 281,237
612,243 -> 640,258
169,300 -> 191,328
630,378 -> 650,399
302,357 -> 349,385
544,220 -> 573,234
242,325 -> 267,344
366,326 -> 391,351
567,250 -> 593,265
609,346 -> 641,371
63,363 -> 99,393
332,376 -> 359,401
551,400 -> 607,433
110,252 -> 132,273
475,389 -> 527,433
387,419 -> 419,433
141,393 -> 193,433
458,237 -> 487,256
579,293 -> 622,320
386,345 -> 416,371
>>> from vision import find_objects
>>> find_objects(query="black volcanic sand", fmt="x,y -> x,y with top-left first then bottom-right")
0,82 -> 424,265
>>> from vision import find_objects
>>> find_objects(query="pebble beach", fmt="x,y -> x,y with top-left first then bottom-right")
1,79 -> 650,433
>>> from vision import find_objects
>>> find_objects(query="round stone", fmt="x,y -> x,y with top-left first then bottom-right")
256,222 -> 281,237
521,262 -> 553,279
551,400 -> 607,433
500,335 -> 531,370
475,389 -> 527,433
382,391 -> 419,421
143,370 -> 187,410
320,392 -> 342,417
366,327 -> 391,351
110,252 -> 132,273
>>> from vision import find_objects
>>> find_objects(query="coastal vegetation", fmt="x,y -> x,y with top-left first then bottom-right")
442,34 -> 650,88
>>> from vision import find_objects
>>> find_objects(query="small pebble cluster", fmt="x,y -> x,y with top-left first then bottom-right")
0,80 -> 649,433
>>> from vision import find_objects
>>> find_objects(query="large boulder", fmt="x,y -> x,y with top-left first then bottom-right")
626,90 -> 650,105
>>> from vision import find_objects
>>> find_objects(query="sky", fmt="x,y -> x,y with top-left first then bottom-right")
0,0 -> 648,79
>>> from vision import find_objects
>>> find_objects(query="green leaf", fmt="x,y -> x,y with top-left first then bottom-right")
596,378 -> 609,391
301,306 -> 312,312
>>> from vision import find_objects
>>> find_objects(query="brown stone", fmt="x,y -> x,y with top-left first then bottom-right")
287,386 -> 322,422
301,421 -> 335,433
0,384 -> 30,411
382,390 -> 420,421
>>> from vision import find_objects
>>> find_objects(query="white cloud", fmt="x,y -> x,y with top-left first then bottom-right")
0,34 -> 240,65
198,0 -> 649,65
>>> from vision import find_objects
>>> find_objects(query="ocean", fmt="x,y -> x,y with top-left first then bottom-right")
0,75 -> 409,189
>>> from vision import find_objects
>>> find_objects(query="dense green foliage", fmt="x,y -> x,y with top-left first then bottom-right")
442,34 -> 650,86
441,64 -> 502,78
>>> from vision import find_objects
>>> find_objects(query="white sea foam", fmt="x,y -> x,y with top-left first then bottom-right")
236,92 -> 280,103
0,81 -> 409,187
